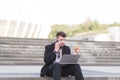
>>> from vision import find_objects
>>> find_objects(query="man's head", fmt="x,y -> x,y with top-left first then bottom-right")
56,31 -> 67,46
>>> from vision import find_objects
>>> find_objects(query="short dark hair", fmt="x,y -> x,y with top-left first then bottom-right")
56,31 -> 67,38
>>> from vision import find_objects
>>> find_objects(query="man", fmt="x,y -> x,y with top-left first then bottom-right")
40,31 -> 84,80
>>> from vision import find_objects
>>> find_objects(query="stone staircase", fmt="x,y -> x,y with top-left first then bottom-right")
0,37 -> 120,80
0,37 -> 120,66
1,77 -> 120,80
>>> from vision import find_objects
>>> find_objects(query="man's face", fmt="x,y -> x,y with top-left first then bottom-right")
56,36 -> 66,46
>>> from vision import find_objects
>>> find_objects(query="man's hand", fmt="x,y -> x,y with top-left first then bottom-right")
54,42 -> 60,52
73,49 -> 79,55
73,45 -> 80,55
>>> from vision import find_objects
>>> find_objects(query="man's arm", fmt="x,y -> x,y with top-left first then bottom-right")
68,47 -> 71,54
64,46 -> 71,54
44,45 -> 56,64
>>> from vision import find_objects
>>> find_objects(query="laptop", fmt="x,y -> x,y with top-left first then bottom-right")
60,54 -> 80,64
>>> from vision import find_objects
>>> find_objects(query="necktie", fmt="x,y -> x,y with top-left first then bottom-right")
57,47 -> 62,58
57,51 -> 60,58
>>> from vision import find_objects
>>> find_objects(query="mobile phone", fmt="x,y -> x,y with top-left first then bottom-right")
56,40 -> 61,46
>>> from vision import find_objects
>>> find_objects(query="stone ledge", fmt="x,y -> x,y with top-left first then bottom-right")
0,77 -> 120,80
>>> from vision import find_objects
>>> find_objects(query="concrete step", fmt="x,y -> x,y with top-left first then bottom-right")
0,58 -> 85,62
0,61 -> 42,65
0,56 -> 120,62
0,57 -> 88,62
0,48 -> 45,53
0,45 -> 45,48
94,42 -> 120,45
0,44 -> 119,50
0,40 -> 52,43
75,51 -> 119,54
0,77 -> 120,80
0,66 -> 120,80
1,52 -> 120,58
0,46 -> 117,51
0,49 -> 120,57
78,63 -> 120,66
0,51 -> 44,54
1,52 -> 120,56
0,41 -> 50,45
0,37 -> 119,44
1,41 -> 119,46
0,61 -> 120,66
94,59 -> 120,62
1,46 -> 117,51
0,53 -> 42,58
0,36 -> 39,39
0,48 -> 43,50
0,57 -> 41,61
1,77 -> 120,80
0,44 -> 118,51
95,56 -> 120,59
0,39 -> 120,46
0,52 -> 120,59
96,53 -> 120,56
0,37 -> 53,42
2,48 -> 120,54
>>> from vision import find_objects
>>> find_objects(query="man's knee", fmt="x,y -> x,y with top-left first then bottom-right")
72,64 -> 82,70
73,64 -> 80,68
53,63 -> 61,69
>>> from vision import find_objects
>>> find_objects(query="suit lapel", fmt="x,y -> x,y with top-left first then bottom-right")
62,45 -> 66,55
50,42 -> 55,51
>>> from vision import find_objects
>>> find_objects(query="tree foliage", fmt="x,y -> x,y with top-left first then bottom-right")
49,18 -> 120,39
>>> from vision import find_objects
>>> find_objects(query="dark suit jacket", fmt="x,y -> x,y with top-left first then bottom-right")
40,42 -> 71,77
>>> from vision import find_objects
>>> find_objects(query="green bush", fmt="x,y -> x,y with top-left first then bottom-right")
48,20 -> 120,39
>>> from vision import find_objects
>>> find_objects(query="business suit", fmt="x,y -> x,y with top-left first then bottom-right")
40,42 -> 84,80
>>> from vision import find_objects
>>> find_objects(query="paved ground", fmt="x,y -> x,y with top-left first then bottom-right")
0,66 -> 120,77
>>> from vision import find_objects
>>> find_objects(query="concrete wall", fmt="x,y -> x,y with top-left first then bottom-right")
94,27 -> 120,42
109,27 -> 120,42
0,19 -> 51,39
